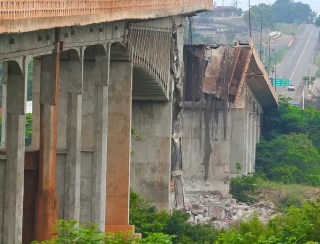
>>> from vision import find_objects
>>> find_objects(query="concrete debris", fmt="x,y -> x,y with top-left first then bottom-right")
171,191 -> 278,229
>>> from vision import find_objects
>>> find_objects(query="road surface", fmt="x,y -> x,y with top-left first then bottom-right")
275,24 -> 319,103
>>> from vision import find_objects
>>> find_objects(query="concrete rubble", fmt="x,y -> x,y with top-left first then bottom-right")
171,191 -> 278,229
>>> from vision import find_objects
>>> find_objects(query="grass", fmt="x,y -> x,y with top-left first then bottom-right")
255,177 -> 320,211
316,52 -> 320,78
267,48 -> 289,68
274,23 -> 303,36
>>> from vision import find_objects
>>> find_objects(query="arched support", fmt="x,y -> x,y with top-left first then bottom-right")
3,59 -> 27,244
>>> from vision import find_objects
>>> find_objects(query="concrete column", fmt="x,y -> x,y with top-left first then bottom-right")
131,101 -> 172,210
3,60 -> 26,244
230,108 -> 246,176
34,53 -> 59,241
247,113 -> 253,174
31,58 -> 41,148
245,112 -> 250,174
62,57 -> 83,223
92,55 -> 109,231
106,60 -> 133,232
252,118 -> 257,173
1,63 -> 7,147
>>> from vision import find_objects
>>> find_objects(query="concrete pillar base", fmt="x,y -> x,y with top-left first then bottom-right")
105,225 -> 135,233
34,193 -> 59,241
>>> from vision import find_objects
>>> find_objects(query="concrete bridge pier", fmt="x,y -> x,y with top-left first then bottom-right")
131,100 -> 173,210
61,49 -> 83,223
230,87 -> 262,176
3,60 -> 27,244
35,52 -> 60,241
91,49 -> 109,231
106,44 -> 133,232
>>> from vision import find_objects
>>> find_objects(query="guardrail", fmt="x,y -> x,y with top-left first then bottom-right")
0,0 -> 211,19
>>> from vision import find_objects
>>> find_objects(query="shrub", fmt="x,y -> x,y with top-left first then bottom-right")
130,190 -> 218,244
129,190 -> 170,237
256,134 -> 320,185
217,199 -> 320,243
230,175 -> 257,204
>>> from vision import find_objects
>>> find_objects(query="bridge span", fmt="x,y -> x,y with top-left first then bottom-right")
0,1 -> 279,244
0,1 -> 211,243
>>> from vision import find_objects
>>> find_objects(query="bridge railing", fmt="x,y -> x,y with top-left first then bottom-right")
0,0 -> 211,19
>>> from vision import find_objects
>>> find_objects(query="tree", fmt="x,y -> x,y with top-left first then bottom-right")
256,134 -> 320,185
315,15 -> 320,27
271,0 -> 315,24
242,4 -> 274,30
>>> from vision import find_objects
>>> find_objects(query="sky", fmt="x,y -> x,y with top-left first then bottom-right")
222,0 -> 320,14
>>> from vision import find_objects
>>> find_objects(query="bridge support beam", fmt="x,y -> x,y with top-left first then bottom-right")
63,57 -> 83,223
35,53 -> 59,241
230,89 -> 261,176
106,60 -> 134,232
92,55 -> 109,231
32,58 -> 41,148
3,60 -> 26,244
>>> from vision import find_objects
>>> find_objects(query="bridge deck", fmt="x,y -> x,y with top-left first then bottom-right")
0,0 -> 212,33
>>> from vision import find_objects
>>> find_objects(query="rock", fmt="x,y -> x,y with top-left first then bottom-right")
213,220 -> 228,229
209,206 -> 225,220
195,214 -> 204,223
173,191 -> 278,230
191,204 -> 205,215
230,198 -> 237,205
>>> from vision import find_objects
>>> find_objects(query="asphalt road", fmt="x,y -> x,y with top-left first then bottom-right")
275,24 -> 319,102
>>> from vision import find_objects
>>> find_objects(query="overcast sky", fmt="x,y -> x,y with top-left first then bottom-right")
222,0 -> 320,14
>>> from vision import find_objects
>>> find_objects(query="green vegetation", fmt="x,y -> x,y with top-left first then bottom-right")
244,0 -> 316,33
31,219 -> 172,243
0,113 -> 32,146
216,199 -> 320,243
130,190 -> 218,244
33,190 -> 320,244
316,53 -> 320,78
257,97 -> 320,185
270,48 -> 289,65
274,23 -> 302,36
230,175 -> 257,204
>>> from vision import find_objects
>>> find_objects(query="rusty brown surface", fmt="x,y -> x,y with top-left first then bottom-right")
0,0 -> 211,19
183,45 -> 206,102
34,30 -> 60,242
0,1 -> 212,33
23,151 -> 40,244
183,43 -> 277,110
228,47 -> 252,103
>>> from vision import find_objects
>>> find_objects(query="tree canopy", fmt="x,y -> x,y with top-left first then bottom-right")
243,0 -> 317,29
256,97 -> 320,185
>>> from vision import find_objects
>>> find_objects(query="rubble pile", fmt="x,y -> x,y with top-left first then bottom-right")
175,192 -> 278,229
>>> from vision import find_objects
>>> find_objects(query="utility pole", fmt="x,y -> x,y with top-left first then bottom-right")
188,16 -> 193,45
251,6 -> 262,58
248,0 -> 251,37
302,87 -> 305,109
222,0 -> 225,17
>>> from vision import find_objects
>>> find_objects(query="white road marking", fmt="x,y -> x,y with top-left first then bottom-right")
289,25 -> 315,81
